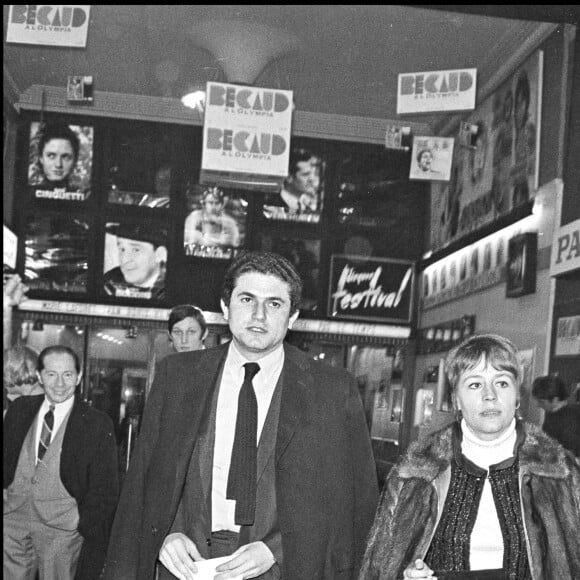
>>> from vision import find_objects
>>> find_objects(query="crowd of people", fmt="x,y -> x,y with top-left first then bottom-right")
4,253 -> 580,580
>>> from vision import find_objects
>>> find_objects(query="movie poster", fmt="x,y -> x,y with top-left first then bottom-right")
259,234 -> 321,312
183,185 -> 246,259
103,219 -> 168,300
24,214 -> 89,293
431,50 -> 543,251
28,121 -> 93,201
263,144 -> 325,224
409,136 -> 454,181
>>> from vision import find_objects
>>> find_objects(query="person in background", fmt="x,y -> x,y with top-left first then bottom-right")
168,304 -> 208,353
3,345 -> 119,580
532,374 -> 580,458
104,223 -> 168,300
33,122 -> 80,191
3,345 -> 44,416
102,251 -> 378,580
359,333 -> 580,580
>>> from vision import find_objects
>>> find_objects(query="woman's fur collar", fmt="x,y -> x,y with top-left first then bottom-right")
397,421 -> 573,481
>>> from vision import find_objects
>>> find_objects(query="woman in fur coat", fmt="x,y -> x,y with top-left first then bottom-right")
360,334 -> 580,580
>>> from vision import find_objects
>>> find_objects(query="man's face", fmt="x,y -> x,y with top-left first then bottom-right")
38,352 -> 81,405
117,237 -> 161,286
221,272 -> 299,361
288,158 -> 319,196
203,194 -> 224,218
40,138 -> 76,182
418,151 -> 433,172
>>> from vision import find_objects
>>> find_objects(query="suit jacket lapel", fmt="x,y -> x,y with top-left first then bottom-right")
275,345 -> 315,464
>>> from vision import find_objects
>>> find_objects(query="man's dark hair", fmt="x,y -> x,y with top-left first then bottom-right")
38,122 -> 80,163
168,304 -> 207,334
221,251 -> 303,314
532,375 -> 567,402
288,148 -> 318,178
37,345 -> 81,374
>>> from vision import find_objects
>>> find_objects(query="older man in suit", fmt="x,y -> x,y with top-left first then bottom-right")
102,251 -> 378,580
3,345 -> 119,580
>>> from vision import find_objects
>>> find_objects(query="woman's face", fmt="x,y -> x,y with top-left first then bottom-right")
169,316 -> 206,352
39,138 -> 76,183
454,356 -> 518,441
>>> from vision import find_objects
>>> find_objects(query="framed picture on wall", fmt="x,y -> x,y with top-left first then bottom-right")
183,184 -> 246,260
263,143 -> 326,224
506,233 -> 537,297
23,213 -> 90,294
102,219 -> 168,301
28,121 -> 93,202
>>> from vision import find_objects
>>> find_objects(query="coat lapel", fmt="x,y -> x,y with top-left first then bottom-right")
275,345 -> 315,464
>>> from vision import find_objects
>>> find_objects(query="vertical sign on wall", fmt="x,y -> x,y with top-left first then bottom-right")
200,82 -> 293,192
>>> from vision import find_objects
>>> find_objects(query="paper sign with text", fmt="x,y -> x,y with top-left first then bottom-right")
397,68 -> 476,114
201,82 -> 293,191
7,5 -> 91,47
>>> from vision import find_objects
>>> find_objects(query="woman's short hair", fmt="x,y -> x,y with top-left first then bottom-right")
3,345 -> 39,388
221,251 -> 303,315
38,122 -> 80,162
445,333 -> 522,390
168,304 -> 207,334
532,375 -> 567,402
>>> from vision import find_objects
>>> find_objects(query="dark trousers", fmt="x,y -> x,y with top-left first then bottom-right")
209,530 -> 240,558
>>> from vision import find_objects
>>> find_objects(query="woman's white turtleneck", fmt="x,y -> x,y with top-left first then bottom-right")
460,418 -> 517,570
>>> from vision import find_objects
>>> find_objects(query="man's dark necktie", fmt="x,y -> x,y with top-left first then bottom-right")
227,362 -> 260,525
37,404 -> 55,463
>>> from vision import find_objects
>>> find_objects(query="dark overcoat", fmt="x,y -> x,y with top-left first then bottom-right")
102,342 -> 378,579
3,395 -> 120,580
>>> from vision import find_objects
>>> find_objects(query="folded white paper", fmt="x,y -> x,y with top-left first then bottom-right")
192,555 -> 243,579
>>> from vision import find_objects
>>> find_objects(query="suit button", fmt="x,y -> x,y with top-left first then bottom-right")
206,538 -> 212,546
151,526 -> 158,536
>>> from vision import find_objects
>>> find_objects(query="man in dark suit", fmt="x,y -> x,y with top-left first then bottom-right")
3,345 -> 119,580
102,251 -> 378,580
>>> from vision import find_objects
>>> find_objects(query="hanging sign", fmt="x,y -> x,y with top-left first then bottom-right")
200,82 -> 293,192
327,255 -> 414,323
397,68 -> 476,114
6,5 -> 91,48
550,218 -> 580,277
554,316 -> 580,357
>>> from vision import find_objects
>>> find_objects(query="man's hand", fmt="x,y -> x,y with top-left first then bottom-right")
158,532 -> 204,580
3,274 -> 28,307
215,541 -> 275,579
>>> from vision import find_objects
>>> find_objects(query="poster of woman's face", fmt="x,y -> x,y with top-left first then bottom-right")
183,185 -> 246,259
409,136 -> 454,182
28,121 -> 93,201
263,145 -> 325,224
103,220 -> 168,301
24,214 -> 89,293
259,234 -> 321,312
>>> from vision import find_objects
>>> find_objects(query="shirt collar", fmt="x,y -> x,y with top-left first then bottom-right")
227,341 -> 284,375
42,394 -> 75,416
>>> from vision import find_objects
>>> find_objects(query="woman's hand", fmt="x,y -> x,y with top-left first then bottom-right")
403,558 -> 436,579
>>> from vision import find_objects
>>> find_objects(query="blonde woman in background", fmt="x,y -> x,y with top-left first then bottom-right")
3,345 -> 45,416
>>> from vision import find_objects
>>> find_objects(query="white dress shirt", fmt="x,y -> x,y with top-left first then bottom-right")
35,395 -> 75,463
212,342 -> 284,532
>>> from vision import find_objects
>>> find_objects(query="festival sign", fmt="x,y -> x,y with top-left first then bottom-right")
6,5 -> 90,47
327,255 -> 414,324
397,68 -> 476,114
200,82 -> 293,192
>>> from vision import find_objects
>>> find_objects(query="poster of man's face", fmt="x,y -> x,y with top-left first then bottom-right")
24,214 -> 89,293
103,220 -> 168,300
183,185 -> 246,259
409,136 -> 454,181
259,234 -> 321,312
263,145 -> 325,224
28,121 -> 93,201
